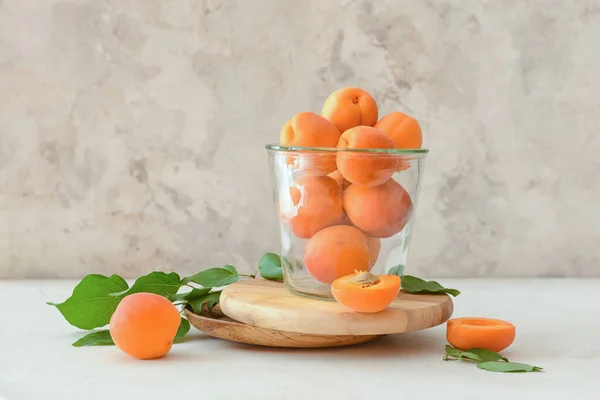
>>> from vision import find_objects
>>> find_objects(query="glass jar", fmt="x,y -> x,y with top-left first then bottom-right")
265,144 -> 428,300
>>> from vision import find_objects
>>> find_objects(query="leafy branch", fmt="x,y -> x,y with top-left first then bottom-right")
48,253 -> 283,347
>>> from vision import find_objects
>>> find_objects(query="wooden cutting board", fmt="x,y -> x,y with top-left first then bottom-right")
183,307 -> 383,348
219,279 -> 454,336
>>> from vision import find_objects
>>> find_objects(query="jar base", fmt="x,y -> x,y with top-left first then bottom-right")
285,281 -> 336,301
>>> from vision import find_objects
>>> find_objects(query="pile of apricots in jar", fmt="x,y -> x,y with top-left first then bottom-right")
278,87 -> 423,311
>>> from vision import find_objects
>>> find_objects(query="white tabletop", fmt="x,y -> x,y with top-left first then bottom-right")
1,278 -> 599,399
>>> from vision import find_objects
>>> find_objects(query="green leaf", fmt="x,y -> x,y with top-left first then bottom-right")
388,264 -> 405,276
188,291 -> 221,314
221,265 -> 238,274
401,275 -> 460,297
181,267 -> 239,287
477,361 -> 543,373
168,287 -> 211,303
445,345 -> 467,360
444,345 -> 508,362
463,348 -> 509,363
72,330 -> 114,347
175,317 -> 190,340
112,272 -> 181,298
47,274 -> 129,330
258,253 -> 283,281
109,275 -> 129,289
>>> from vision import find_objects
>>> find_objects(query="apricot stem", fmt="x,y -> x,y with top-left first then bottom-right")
350,270 -> 380,287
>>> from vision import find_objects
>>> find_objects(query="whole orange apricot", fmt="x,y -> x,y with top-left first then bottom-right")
287,175 -> 344,239
336,126 -> 397,187
367,236 -> 381,268
327,170 -> 351,192
109,292 -> 181,360
321,87 -> 378,133
304,225 -> 373,284
343,179 -> 413,238
374,111 -> 423,149
280,111 -> 341,174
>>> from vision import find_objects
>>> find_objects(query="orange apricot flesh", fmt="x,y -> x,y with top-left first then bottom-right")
331,271 -> 401,313
446,317 -> 516,352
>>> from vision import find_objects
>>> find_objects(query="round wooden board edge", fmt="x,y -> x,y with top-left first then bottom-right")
183,307 -> 384,348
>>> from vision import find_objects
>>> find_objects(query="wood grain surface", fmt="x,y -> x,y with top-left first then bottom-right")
219,279 -> 454,335
183,307 -> 383,348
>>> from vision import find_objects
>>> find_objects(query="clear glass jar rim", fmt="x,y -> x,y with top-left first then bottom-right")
265,144 -> 429,156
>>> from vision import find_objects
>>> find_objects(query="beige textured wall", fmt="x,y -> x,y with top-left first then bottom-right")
1,0 -> 599,278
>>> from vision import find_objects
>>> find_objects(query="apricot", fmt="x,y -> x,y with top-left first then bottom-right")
280,111 -> 341,174
331,270 -> 401,313
375,111 -> 423,149
343,179 -> 413,238
446,317 -> 516,353
109,293 -> 181,360
304,225 -> 373,284
321,87 -> 378,133
336,126 -> 397,187
327,170 -> 351,192
287,175 -> 344,239
367,236 -> 381,268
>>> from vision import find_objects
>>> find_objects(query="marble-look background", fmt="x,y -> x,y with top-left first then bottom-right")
1,0 -> 599,279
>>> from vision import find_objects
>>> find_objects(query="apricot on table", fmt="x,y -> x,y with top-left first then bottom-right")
331,270 -> 401,313
336,126 -> 397,187
374,111 -> 423,149
109,292 -> 181,360
287,175 -> 344,239
321,87 -> 378,133
280,111 -> 341,174
304,225 -> 373,284
446,317 -> 516,353
343,179 -> 413,238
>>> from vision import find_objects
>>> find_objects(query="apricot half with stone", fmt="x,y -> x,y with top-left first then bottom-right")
331,270 -> 401,313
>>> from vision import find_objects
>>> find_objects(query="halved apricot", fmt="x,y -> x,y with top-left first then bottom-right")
446,317 -> 516,352
331,270 -> 401,313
